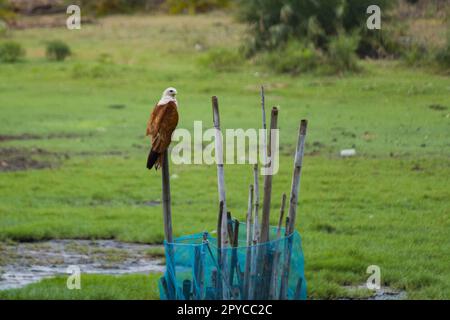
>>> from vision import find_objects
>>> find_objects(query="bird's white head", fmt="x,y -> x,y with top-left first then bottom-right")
163,87 -> 177,98
158,87 -> 178,106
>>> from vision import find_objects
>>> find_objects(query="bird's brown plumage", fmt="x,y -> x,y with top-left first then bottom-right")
146,100 -> 179,170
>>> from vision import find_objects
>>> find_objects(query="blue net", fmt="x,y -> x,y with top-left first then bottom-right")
158,223 -> 306,300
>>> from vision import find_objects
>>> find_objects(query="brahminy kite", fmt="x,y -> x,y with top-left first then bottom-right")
146,87 -> 179,170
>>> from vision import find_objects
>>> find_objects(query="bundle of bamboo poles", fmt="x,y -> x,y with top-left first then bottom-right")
160,87 -> 308,300
212,87 -> 307,300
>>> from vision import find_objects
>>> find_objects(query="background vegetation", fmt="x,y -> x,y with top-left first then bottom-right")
0,0 -> 449,300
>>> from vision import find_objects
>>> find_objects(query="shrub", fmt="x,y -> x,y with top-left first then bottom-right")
46,40 -> 71,61
73,0 -> 230,15
435,35 -> 450,71
71,58 -> 122,79
0,41 -> 25,63
199,48 -> 243,72
262,40 -> 322,75
0,19 -> 8,38
73,0 -> 159,16
402,43 -> 430,67
327,33 -> 360,73
237,0 -> 393,54
166,0 -> 230,14
357,22 -> 407,58
0,0 -> 15,23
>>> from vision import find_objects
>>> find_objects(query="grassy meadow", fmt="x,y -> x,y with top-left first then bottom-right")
0,14 -> 449,299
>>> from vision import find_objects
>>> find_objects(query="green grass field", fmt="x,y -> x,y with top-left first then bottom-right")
0,14 -> 449,299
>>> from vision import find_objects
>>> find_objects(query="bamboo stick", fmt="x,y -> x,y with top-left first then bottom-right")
287,120 -> 307,235
260,107 -> 278,243
252,164 -> 260,244
193,246 -> 203,299
261,86 -> 267,166
268,193 -> 287,299
229,219 -> 240,298
161,150 -> 176,299
212,96 -> 229,299
279,120 -> 308,300
257,107 -> 278,300
294,278 -> 303,300
183,279 -> 192,300
226,211 -> 234,244
277,194 -> 287,237
216,201 -> 223,299
217,201 -> 223,249
243,184 -> 253,299
249,165 -> 260,299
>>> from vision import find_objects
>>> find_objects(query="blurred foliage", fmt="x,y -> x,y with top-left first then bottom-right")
198,47 -> 243,72
400,22 -> 450,73
237,0 -> 394,54
166,0 -> 231,14
435,39 -> 450,70
327,32 -> 360,73
0,0 -> 15,23
71,0 -> 163,15
261,40 -> 322,75
236,0 -> 450,74
257,33 -> 360,75
0,19 -> 8,37
71,0 -> 230,15
0,40 -> 25,63
46,40 -> 71,61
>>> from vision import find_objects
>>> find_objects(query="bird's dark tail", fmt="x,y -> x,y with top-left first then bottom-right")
147,149 -> 160,170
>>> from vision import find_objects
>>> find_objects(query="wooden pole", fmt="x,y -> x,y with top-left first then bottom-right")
212,96 -> 229,299
161,150 -> 176,299
243,184 -> 253,299
260,107 -> 278,243
279,120 -> 308,300
162,150 -> 173,243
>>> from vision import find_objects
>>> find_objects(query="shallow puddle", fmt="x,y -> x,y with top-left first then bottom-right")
0,240 -> 165,290
343,285 -> 407,300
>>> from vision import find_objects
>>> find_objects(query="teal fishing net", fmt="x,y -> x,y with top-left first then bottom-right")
158,223 -> 306,300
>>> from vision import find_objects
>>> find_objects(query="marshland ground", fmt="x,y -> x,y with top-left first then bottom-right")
0,13 -> 449,299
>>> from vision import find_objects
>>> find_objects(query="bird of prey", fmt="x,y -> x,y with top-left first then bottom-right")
146,87 -> 179,170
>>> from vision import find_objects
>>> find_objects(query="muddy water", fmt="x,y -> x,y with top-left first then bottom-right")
342,285 -> 407,300
0,240 -> 407,300
0,240 -> 165,290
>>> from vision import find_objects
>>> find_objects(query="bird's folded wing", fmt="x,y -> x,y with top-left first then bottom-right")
147,101 -> 179,153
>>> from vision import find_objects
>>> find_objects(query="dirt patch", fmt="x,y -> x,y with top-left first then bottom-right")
9,14 -> 96,30
313,223 -> 337,234
143,200 -> 161,207
0,148 -> 66,172
108,104 -> 127,110
0,132 -> 95,142
428,104 -> 448,111
280,141 -> 329,157
0,134 -> 41,142
0,240 -> 164,290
